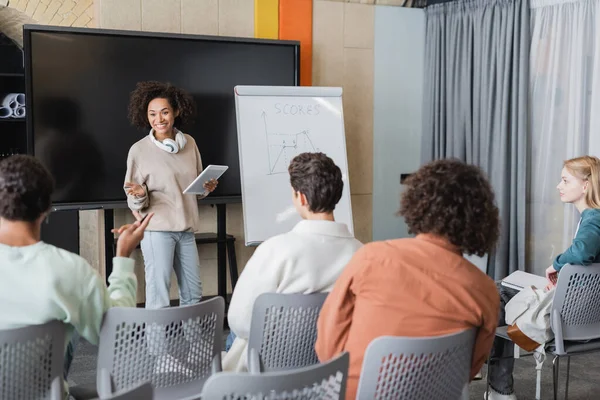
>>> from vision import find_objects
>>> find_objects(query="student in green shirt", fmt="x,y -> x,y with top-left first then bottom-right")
0,155 -> 153,381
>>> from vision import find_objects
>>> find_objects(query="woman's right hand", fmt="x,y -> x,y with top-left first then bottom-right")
125,181 -> 145,197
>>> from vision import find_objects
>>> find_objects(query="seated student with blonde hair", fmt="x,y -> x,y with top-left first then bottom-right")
487,155 -> 600,400
0,155 -> 152,381
316,159 -> 501,400
223,152 -> 363,372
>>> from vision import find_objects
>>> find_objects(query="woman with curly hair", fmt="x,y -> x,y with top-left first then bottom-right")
315,158 -> 501,400
124,81 -> 217,310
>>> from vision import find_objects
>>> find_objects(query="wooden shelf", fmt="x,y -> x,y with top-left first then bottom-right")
1,34 -> 27,160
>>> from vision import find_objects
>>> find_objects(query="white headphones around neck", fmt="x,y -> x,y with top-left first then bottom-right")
149,128 -> 187,154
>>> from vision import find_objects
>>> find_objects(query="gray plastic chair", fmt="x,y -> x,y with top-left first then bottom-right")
93,297 -> 224,400
93,381 -> 153,400
489,263 -> 600,400
247,292 -> 328,373
0,320 -> 66,400
201,351 -> 349,400
356,329 -> 476,400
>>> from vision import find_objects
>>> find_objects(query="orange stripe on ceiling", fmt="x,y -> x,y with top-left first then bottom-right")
279,0 -> 312,86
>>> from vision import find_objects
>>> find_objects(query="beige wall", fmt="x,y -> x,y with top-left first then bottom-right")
97,0 -> 381,301
313,0 -> 374,244
8,0 -> 96,27
318,0 -> 407,5
5,0 -> 104,280
9,0 -> 397,302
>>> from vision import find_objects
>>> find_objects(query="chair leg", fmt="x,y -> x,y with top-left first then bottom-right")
485,354 -> 491,398
553,356 -> 560,400
226,240 -> 239,289
564,356 -> 571,400
532,348 -> 547,400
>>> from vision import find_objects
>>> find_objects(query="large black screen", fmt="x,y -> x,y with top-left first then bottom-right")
24,26 -> 298,207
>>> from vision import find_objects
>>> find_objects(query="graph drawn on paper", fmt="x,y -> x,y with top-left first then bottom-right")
262,111 -> 319,175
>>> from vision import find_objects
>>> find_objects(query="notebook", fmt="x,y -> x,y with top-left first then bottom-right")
501,271 -> 548,291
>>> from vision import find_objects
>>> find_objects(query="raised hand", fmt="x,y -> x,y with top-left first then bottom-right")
114,213 -> 154,257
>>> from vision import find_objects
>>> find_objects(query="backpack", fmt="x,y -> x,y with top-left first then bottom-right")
505,286 -> 555,352
505,285 -> 555,399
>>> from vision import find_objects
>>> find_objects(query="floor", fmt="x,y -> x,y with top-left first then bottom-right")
470,353 -> 600,400
67,335 -> 600,399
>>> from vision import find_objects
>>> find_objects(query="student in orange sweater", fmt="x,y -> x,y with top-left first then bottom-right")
315,159 -> 501,399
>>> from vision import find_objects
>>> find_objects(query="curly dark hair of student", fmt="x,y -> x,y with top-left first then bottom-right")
288,152 -> 343,213
0,155 -> 55,222
127,81 -> 196,130
399,158 -> 500,256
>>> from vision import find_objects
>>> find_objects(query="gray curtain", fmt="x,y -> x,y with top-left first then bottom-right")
422,0 -> 529,279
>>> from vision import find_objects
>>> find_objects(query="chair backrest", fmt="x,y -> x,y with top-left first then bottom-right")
463,253 -> 488,274
248,292 -> 328,372
356,329 -> 476,400
552,263 -> 600,344
96,297 -> 224,399
0,320 -> 66,400
201,351 -> 349,400
94,382 -> 153,400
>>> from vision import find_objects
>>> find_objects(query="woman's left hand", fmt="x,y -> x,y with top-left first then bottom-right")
203,178 -> 218,193
546,265 -> 558,285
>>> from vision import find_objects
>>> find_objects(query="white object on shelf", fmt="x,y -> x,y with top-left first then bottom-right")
0,93 -> 25,118
0,107 -> 11,119
13,106 -> 25,118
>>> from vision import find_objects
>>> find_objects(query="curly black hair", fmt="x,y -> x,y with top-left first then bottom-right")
127,81 -> 196,130
399,159 -> 500,256
0,155 -> 55,222
288,152 -> 343,213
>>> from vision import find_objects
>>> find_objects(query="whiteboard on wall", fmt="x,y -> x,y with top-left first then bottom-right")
235,85 -> 354,245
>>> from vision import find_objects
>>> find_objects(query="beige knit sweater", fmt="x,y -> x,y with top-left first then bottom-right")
124,134 -> 203,232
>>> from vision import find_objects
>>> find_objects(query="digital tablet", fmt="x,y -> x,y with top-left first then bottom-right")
183,165 -> 228,195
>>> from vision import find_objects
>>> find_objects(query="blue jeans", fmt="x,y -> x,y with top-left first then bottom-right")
488,282 -> 519,395
141,231 -> 202,309
225,331 -> 236,352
